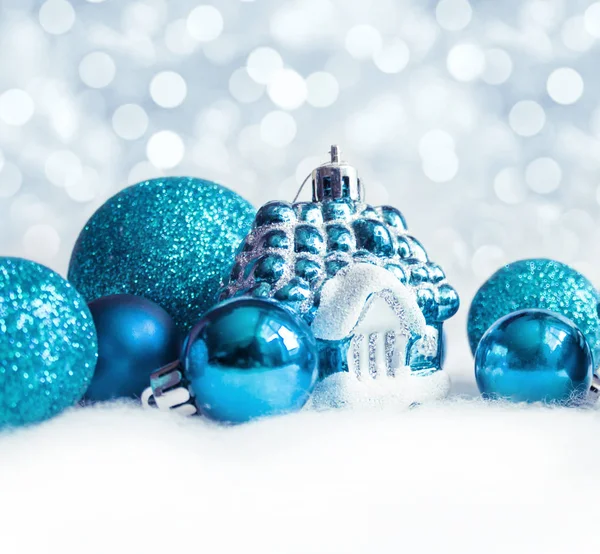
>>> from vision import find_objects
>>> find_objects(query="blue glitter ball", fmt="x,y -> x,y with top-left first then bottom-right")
68,177 -> 255,332
468,259 -> 600,366
184,297 -> 319,423
84,295 -> 180,403
475,309 -> 592,405
0,257 -> 98,427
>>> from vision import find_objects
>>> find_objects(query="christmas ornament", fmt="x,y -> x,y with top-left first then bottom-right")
84,294 -> 180,403
0,257 -> 97,427
220,146 -> 459,397
467,259 -> 600,365
475,309 -> 592,405
142,297 -> 319,423
68,177 -> 256,332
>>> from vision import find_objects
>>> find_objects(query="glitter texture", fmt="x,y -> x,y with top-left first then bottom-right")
222,198 -> 459,375
223,199 -> 458,324
68,177 -> 256,331
467,259 -> 600,366
0,257 -> 97,427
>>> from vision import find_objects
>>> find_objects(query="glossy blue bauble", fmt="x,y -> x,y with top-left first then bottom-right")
84,295 -> 180,402
68,177 -> 255,332
0,257 -> 97,427
184,297 -> 319,423
468,259 -> 600,366
475,309 -> 593,405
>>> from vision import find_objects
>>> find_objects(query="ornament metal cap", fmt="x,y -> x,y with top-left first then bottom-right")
141,361 -> 198,416
311,145 -> 363,203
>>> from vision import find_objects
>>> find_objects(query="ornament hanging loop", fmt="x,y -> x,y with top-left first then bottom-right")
292,172 -> 312,204
292,145 -> 364,204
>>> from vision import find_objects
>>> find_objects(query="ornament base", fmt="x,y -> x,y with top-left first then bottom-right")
308,367 -> 451,410
141,361 -> 197,416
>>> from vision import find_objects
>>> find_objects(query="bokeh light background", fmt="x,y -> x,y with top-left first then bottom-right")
1,0 -> 599,377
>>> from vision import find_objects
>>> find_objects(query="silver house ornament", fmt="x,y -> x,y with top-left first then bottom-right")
220,146 -> 459,403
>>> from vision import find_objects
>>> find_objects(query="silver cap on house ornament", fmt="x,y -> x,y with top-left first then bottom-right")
311,145 -> 363,202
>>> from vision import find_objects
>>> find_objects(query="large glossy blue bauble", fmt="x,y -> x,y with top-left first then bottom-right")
68,177 -> 255,332
84,295 -> 180,402
184,297 -> 319,423
468,259 -> 600,366
0,257 -> 97,427
475,309 -> 592,405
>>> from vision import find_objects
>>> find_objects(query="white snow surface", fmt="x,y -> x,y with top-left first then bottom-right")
1,374 -> 599,554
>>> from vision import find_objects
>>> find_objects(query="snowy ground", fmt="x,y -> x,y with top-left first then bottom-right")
1,354 -> 599,554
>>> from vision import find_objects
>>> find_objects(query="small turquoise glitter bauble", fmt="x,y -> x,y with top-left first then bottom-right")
467,259 -> 600,366
184,297 -> 319,423
68,177 -> 255,332
0,257 -> 98,427
84,295 -> 180,402
475,309 -> 592,405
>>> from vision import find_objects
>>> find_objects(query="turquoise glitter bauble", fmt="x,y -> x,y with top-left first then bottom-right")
0,257 -> 97,427
475,309 -> 592,405
149,297 -> 319,423
468,259 -> 600,366
68,177 -> 255,332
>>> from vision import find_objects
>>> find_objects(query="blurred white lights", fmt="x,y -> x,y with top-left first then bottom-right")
562,16 -> 595,52
3,0 -> 600,281
346,96 -> 405,151
306,72 -> 339,108
45,150 -> 82,188
269,0 -> 335,48
373,40 -> 410,74
247,47 -> 284,84
420,130 -> 459,183
447,44 -> 485,82
547,68 -> 584,105
112,104 -> 148,140
65,166 -> 99,203
23,224 -> 61,262
584,2 -> 600,37
419,129 -> 455,158
0,89 -> 34,126
260,111 -> 297,147
325,53 -> 361,89
150,71 -> 187,108
482,49 -> 513,85
525,157 -> 562,194
493,167 -> 527,204
122,2 -> 163,34
345,25 -> 382,60
229,68 -> 264,103
508,100 -> 545,137
165,19 -> 197,55
422,150 -> 459,183
0,163 -> 23,198
267,69 -> 307,110
187,5 -> 224,42
10,194 -> 46,225
39,0 -> 75,35
79,52 -> 116,88
436,0 -> 472,31
128,161 -> 163,185
203,36 -> 238,66
472,245 -> 506,278
146,131 -> 185,168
